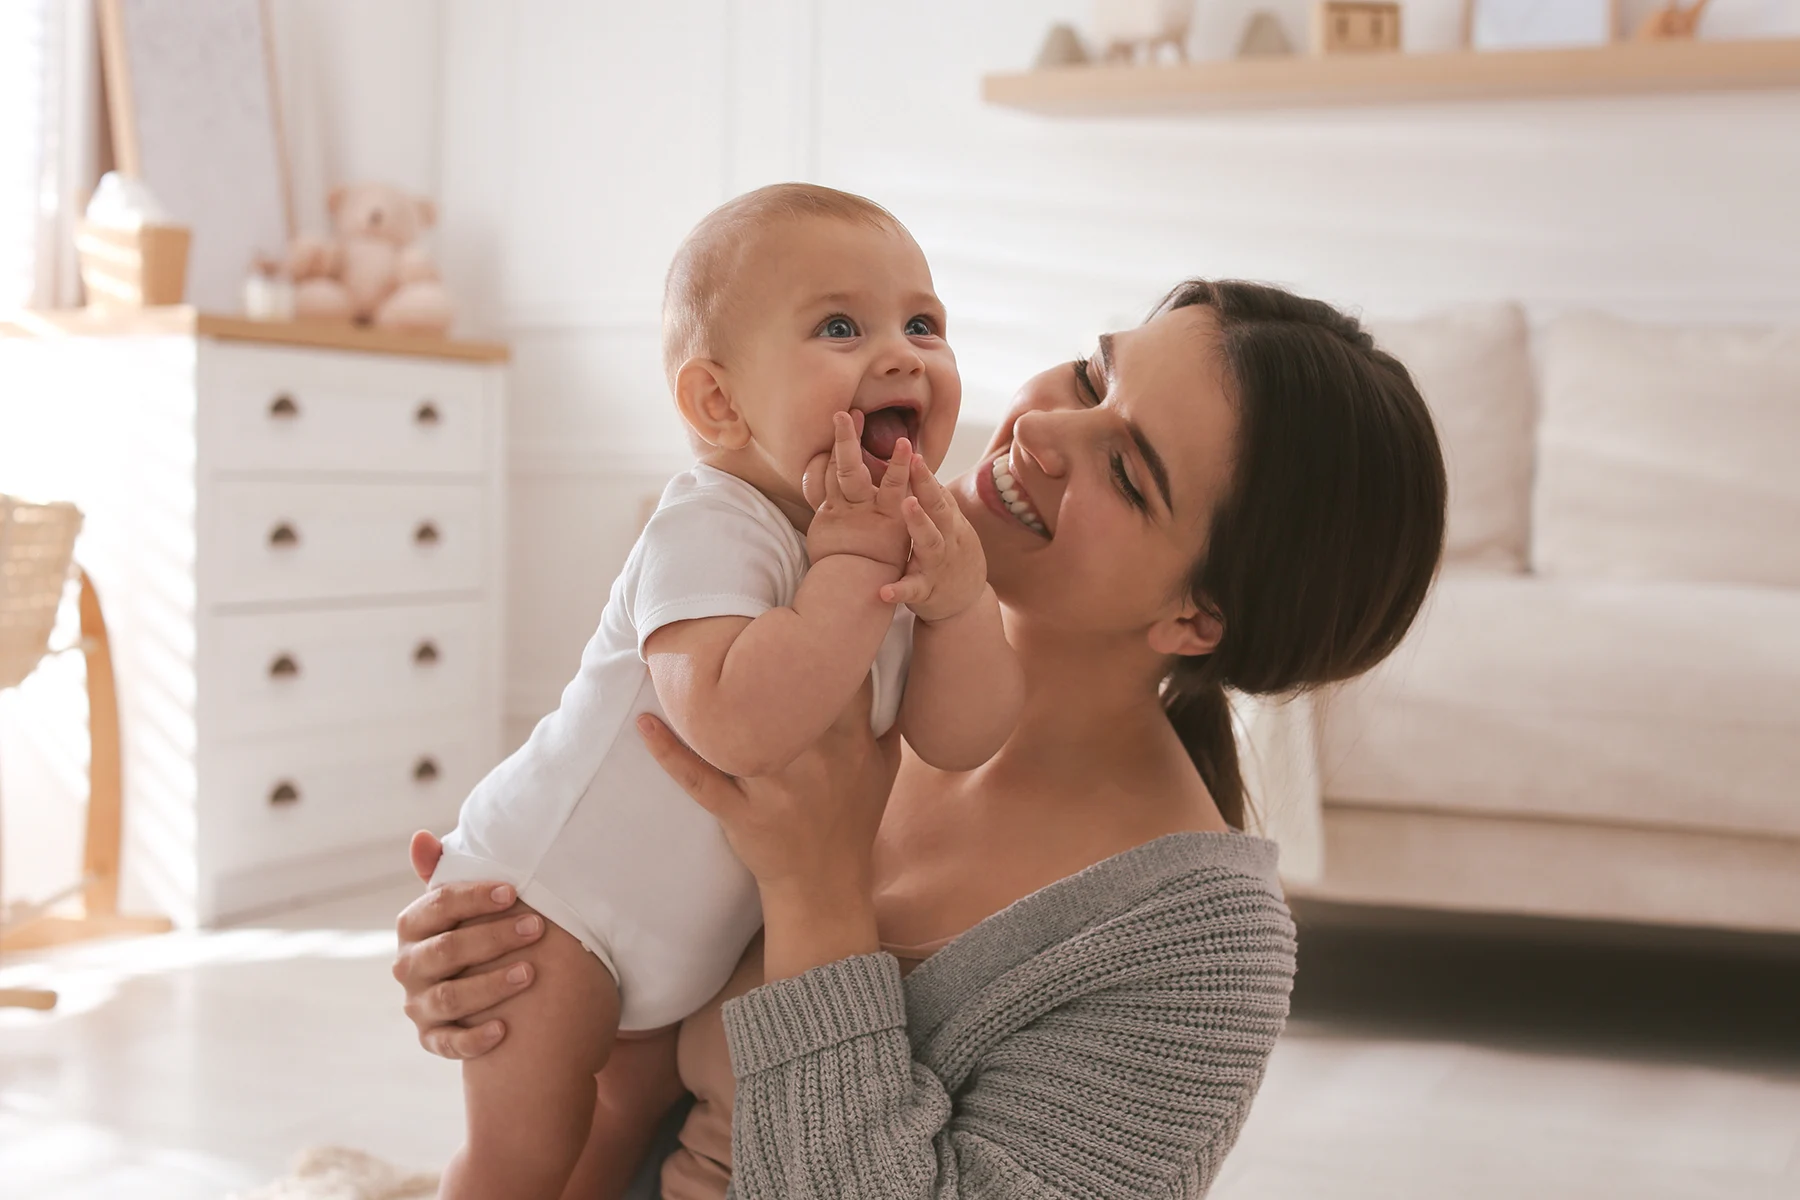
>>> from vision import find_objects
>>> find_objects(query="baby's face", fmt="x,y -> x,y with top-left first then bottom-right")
724,219 -> 960,507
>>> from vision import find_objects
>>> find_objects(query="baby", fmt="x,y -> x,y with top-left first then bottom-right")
429,184 -> 1023,1199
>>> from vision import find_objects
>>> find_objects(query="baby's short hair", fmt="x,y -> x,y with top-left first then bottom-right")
661,183 -> 904,386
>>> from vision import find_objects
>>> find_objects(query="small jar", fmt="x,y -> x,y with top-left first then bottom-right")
244,269 -> 296,321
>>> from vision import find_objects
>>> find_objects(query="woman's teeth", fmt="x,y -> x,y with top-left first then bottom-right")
992,451 -> 1047,534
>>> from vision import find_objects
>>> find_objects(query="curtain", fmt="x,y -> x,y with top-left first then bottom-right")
0,0 -> 52,310
0,0 -> 99,313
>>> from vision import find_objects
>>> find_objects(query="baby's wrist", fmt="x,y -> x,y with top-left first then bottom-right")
811,550 -> 905,584
915,582 -> 994,626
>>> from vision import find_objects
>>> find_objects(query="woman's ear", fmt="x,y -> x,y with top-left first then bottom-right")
1147,597 -> 1224,659
674,359 -> 751,451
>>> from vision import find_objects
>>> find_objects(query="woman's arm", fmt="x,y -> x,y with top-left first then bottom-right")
632,709 -> 892,985
636,719 -> 1296,1200
718,929 -> 1291,1200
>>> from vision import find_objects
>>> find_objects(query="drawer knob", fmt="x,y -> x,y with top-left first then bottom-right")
413,521 -> 440,546
268,522 -> 300,548
269,781 -> 301,805
268,653 -> 300,679
413,757 -> 440,783
415,400 -> 441,426
269,393 -> 300,419
413,640 -> 440,666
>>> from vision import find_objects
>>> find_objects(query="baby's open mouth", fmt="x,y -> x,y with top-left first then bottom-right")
859,403 -> 922,475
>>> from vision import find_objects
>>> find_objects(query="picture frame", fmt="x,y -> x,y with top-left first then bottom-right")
97,0 -> 293,313
1463,0 -> 1619,50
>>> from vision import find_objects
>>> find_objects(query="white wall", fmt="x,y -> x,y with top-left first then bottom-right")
16,2 -> 1796,910
437,0 -> 822,743
267,0 -> 442,235
433,0 -> 1800,744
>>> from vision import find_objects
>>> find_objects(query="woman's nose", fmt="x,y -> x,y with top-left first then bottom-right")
1011,409 -> 1067,478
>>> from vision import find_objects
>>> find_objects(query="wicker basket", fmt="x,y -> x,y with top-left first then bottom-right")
74,221 -> 191,308
0,496 -> 84,690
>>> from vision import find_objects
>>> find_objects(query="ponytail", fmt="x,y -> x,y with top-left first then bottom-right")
1163,676 -> 1247,831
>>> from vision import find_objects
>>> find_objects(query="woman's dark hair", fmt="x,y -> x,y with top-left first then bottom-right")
1157,280 -> 1447,830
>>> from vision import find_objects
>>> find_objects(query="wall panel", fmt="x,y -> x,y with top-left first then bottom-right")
441,0 -> 1800,732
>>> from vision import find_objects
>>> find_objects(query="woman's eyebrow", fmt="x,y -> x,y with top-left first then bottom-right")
1127,420 -> 1173,513
1099,332 -> 1173,513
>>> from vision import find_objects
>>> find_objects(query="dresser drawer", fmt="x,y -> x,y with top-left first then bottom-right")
203,717 -> 491,872
203,602 -> 488,738
205,481 -> 486,605
201,344 -> 491,476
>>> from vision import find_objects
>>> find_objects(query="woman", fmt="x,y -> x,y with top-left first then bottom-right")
394,280 -> 1447,1198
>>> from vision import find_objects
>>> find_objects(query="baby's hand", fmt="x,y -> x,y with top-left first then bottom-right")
880,456 -> 990,624
804,411 -> 913,572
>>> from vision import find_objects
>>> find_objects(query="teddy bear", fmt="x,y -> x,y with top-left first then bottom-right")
286,182 -> 453,334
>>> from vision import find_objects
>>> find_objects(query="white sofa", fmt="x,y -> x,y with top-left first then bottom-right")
1300,307 -> 1800,934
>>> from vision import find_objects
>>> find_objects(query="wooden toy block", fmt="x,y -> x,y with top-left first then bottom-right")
1313,1 -> 1402,54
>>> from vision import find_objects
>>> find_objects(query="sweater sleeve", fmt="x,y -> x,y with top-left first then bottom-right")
719,881 -> 1296,1199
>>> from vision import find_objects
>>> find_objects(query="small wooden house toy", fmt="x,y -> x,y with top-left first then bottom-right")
1312,1 -> 1402,54
1237,11 -> 1295,58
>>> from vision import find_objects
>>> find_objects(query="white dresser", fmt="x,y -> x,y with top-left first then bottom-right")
0,310 -> 507,925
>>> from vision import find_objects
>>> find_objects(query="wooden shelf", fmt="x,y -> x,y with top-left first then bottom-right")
983,38 -> 1800,116
1,306 -> 510,362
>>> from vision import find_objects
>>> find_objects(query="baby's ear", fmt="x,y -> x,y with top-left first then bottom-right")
674,359 -> 750,451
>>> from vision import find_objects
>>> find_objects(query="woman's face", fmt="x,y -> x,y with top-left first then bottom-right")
949,304 -> 1240,639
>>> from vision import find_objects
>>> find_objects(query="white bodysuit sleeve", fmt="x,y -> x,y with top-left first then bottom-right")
625,489 -> 805,659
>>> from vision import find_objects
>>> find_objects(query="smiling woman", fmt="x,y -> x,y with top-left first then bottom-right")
952,281 -> 1444,832
394,273 -> 1448,1200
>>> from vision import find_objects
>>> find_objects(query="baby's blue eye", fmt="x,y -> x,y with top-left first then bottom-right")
906,316 -> 935,337
821,316 -> 858,339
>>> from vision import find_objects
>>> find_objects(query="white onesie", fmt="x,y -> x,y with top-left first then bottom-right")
432,465 -> 914,1031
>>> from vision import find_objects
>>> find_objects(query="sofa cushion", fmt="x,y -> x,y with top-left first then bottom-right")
1319,573 -> 1800,840
1366,304 -> 1535,571
1297,806 -> 1800,934
1535,313 -> 1800,588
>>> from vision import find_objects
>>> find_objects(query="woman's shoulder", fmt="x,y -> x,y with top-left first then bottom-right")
1023,830 -> 1289,932
1088,831 -> 1298,971
902,832 -> 1296,1041
1090,828 -> 1284,892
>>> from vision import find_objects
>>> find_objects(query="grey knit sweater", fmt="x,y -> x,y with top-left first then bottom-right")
718,832 -> 1297,1199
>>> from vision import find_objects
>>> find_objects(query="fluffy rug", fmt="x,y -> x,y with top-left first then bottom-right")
230,1146 -> 438,1200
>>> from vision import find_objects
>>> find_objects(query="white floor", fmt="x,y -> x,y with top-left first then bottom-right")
3,881 -> 1798,1200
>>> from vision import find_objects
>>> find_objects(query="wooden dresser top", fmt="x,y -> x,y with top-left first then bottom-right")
1,307 -> 510,364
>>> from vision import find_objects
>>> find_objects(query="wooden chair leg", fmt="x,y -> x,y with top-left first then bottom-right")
77,568 -> 121,918
0,569 -> 169,957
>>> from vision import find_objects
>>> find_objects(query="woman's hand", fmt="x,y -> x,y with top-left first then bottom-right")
637,700 -> 902,982
392,830 -> 546,1059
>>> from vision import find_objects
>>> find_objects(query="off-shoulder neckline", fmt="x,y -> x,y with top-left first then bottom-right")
900,831 -> 1281,1046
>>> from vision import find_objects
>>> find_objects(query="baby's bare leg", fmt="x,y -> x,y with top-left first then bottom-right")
559,1024 -> 686,1200
437,908 -> 621,1200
